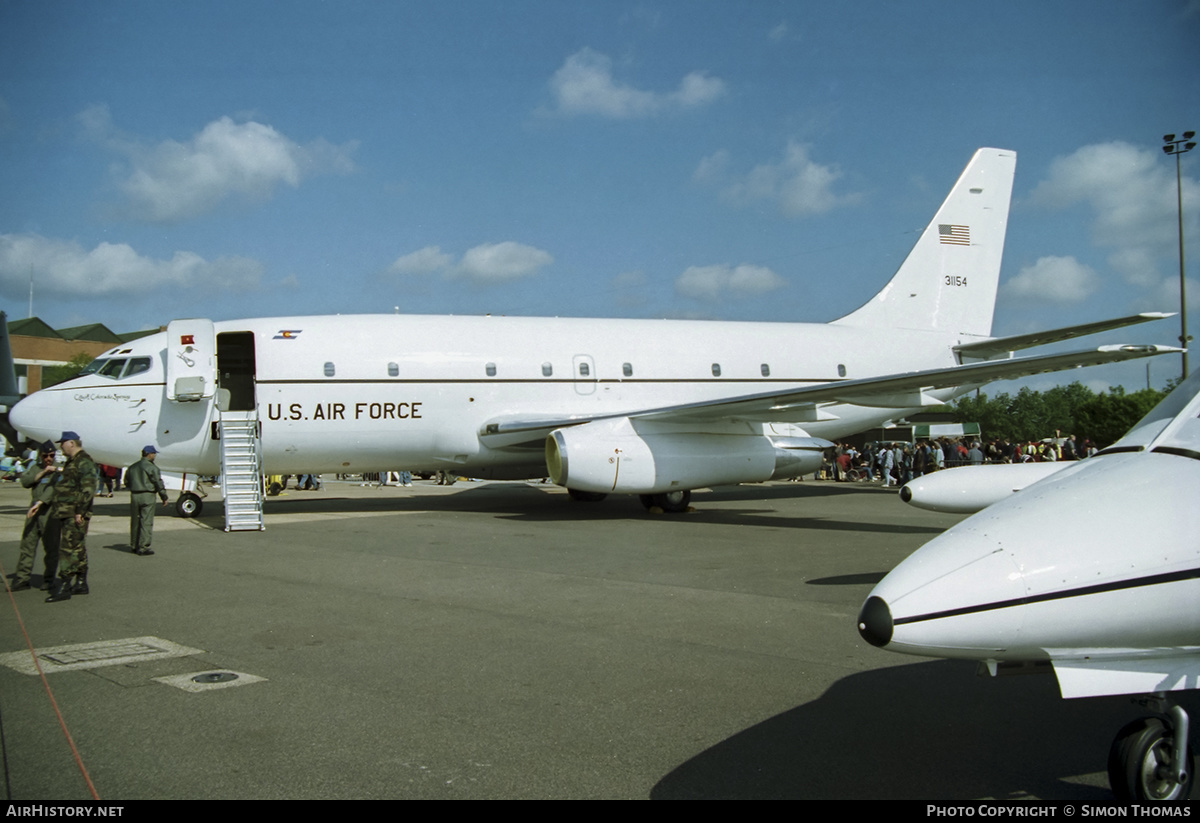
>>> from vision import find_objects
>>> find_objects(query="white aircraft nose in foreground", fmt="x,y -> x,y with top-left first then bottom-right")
859,368 -> 1200,801
5,148 -> 1178,530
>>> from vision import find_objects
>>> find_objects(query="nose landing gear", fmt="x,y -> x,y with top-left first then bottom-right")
1108,696 -> 1193,802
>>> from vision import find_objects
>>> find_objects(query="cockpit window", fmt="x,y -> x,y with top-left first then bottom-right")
124,357 -> 152,378
78,356 -> 152,381
98,359 -> 128,378
78,358 -> 107,376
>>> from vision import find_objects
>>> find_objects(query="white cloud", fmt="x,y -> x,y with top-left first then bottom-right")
0,233 -> 263,297
692,149 -> 729,183
386,242 -> 554,285
769,22 -> 802,42
1002,256 -> 1100,303
548,49 -> 726,118
675,264 -> 786,302
457,242 -> 554,283
696,142 -> 859,217
81,105 -> 357,223
672,71 -> 727,109
388,246 -> 454,276
1029,141 -> 1199,289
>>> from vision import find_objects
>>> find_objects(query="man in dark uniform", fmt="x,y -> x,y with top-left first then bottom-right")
46,431 -> 97,603
11,442 -> 61,591
126,445 -> 169,556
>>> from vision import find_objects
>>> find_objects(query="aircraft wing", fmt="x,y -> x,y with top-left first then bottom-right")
954,312 -> 1175,360
480,343 -> 1180,445
1051,653 -> 1200,699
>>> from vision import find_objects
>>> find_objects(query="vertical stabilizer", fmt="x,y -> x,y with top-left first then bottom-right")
834,148 -> 1016,337
0,312 -> 19,406
0,311 -> 23,451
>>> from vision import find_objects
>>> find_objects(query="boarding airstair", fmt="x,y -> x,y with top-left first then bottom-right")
218,410 -> 265,532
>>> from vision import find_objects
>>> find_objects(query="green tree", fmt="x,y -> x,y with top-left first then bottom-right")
41,353 -> 95,388
1007,386 -> 1051,441
1041,381 -> 1095,437
951,391 -> 1015,440
949,380 -> 1168,444
1075,386 -> 1166,448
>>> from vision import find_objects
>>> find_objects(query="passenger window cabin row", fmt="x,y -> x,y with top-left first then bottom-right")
317,361 -> 850,379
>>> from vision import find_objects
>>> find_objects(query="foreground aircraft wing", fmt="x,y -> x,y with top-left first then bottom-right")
481,343 -> 1180,444
1051,654 -> 1200,700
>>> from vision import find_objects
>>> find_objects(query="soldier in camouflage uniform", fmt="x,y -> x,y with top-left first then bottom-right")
46,431 -> 97,603
11,442 -> 61,591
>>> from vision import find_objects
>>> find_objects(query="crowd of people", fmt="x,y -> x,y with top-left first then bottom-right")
822,435 -> 1098,487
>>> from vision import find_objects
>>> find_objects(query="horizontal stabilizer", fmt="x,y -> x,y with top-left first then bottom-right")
955,312 -> 1176,360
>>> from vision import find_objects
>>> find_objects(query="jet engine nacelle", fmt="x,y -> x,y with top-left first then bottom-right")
899,461 -> 1073,513
545,417 -> 827,494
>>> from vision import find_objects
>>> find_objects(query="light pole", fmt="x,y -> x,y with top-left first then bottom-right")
1163,132 -> 1195,379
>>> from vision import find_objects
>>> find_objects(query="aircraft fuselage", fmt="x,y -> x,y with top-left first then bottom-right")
11,313 -> 961,478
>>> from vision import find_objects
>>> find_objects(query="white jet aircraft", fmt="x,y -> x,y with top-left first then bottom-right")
5,148 -> 1177,523
858,368 -> 1200,801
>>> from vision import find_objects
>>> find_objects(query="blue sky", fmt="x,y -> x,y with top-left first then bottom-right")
2,0 -> 1198,391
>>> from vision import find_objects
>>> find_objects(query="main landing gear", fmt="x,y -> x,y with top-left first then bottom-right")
1108,695 -> 1193,801
564,488 -> 694,513
638,489 -> 691,513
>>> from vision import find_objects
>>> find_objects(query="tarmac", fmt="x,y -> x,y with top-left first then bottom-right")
1,476 -> 1194,800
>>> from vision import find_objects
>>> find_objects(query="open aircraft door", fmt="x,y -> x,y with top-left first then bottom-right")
165,319 -> 216,402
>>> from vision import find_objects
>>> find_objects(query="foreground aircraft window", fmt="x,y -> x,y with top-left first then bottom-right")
388,362 -> 399,377
124,357 -> 152,379
542,363 -> 553,377
324,362 -> 335,377
486,362 -> 497,377
761,363 -> 770,377
838,364 -> 847,377
711,363 -> 721,377
623,363 -> 633,377
98,359 -> 128,379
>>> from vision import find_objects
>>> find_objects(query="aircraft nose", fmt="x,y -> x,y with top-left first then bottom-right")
857,595 -> 893,647
9,393 -> 53,442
